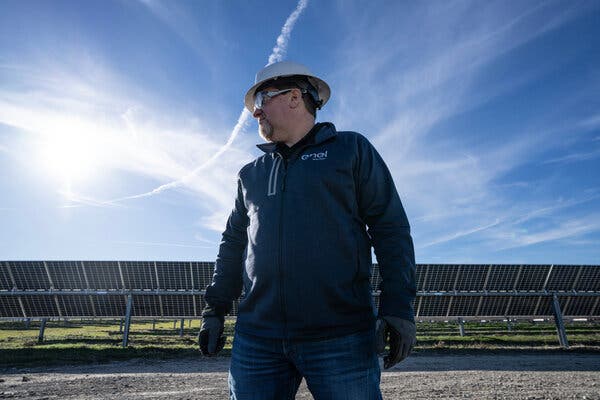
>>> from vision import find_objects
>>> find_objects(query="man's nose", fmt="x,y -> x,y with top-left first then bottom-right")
252,107 -> 263,118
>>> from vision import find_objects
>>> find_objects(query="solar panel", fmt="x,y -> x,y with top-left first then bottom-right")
477,296 -> 510,317
92,295 -> 127,317
455,265 -> 488,291
506,296 -> 539,316
121,261 -> 157,290
415,264 -> 426,291
57,295 -> 95,317
562,296 -> 597,316
1,262 -> 599,322
157,262 -> 192,290
546,265 -> 579,291
0,262 -> 14,290
515,265 -> 551,291
8,261 -> 49,290
161,294 -> 195,317
192,262 -> 215,290
533,295 -> 553,316
447,296 -> 479,316
47,261 -> 88,290
485,265 -> 521,291
417,296 -> 451,317
84,261 -> 123,290
132,294 -> 161,316
574,266 -> 600,291
422,265 -> 458,292
4,261 -> 597,350
21,295 -> 59,317
0,296 -> 23,317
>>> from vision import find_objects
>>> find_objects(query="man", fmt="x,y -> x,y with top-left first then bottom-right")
199,61 -> 416,399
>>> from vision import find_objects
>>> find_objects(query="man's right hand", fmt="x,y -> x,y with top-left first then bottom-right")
199,316 -> 226,356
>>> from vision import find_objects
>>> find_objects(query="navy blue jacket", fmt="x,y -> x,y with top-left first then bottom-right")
204,122 -> 415,339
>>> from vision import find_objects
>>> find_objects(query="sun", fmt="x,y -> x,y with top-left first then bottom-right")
36,127 -> 102,187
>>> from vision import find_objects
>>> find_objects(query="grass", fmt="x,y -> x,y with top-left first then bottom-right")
0,319 -> 598,367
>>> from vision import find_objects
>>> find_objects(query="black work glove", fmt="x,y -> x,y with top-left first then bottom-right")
375,316 -> 416,369
199,316 -> 226,356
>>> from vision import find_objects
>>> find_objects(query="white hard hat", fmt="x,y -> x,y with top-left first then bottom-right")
244,61 -> 331,113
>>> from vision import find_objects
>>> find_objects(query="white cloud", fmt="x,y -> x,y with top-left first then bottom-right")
494,215 -> 600,250
421,219 -> 501,248
542,149 -> 600,165
0,0 -> 312,235
120,0 -> 311,205
0,60 -> 253,223
268,0 -> 309,65
327,1 -> 599,257
578,114 -> 600,129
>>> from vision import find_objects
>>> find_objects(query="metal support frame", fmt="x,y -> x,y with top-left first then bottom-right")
190,262 -> 198,317
122,294 -> 133,347
179,318 -> 185,337
38,318 -> 47,343
552,294 -> 569,349
457,317 -> 465,336
81,261 -> 97,318
154,262 -> 164,317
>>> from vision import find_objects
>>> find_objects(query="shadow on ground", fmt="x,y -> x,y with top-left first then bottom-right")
1,349 -> 600,374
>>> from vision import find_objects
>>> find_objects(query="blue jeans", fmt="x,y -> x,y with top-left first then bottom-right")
228,329 -> 382,400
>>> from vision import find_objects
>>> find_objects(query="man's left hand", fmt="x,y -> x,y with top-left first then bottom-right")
375,316 -> 416,369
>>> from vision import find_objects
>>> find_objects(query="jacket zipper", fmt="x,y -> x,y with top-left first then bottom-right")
275,153 -> 289,337
268,156 -> 282,196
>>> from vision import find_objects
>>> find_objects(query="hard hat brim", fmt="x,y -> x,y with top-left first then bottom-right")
244,72 -> 330,113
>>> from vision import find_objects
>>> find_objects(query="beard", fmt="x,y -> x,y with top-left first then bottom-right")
258,119 -> 275,142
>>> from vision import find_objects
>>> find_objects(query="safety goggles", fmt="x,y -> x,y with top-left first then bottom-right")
253,88 -> 293,110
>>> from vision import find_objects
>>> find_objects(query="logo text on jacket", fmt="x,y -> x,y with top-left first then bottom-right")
301,151 -> 328,161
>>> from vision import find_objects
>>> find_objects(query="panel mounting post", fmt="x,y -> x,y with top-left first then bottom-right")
38,318 -> 47,343
552,294 -> 569,349
122,294 -> 133,348
457,317 -> 465,337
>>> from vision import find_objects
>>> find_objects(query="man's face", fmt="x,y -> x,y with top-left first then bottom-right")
252,86 -> 292,143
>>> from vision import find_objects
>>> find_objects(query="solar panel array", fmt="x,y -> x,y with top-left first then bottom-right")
1,262 -> 599,320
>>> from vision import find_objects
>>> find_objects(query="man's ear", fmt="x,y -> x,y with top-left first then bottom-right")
288,88 -> 302,109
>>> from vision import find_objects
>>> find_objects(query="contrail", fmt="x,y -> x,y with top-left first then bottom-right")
268,0 -> 309,65
113,0 -> 309,203
114,109 -> 251,202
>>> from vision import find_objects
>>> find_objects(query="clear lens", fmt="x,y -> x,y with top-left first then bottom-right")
253,89 -> 293,111
254,91 -> 265,110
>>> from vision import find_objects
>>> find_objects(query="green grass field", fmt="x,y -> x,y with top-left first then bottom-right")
1,319 -> 598,367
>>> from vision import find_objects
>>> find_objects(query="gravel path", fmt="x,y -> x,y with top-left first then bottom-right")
1,353 -> 599,399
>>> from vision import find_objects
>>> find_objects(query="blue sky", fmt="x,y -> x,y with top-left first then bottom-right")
1,0 -> 599,264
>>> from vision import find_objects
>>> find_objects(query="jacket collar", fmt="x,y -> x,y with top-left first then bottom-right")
256,122 -> 337,154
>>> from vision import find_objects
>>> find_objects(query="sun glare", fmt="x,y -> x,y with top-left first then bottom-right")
37,128 -> 102,186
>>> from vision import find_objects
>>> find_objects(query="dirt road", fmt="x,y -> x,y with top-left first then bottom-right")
1,353 -> 599,399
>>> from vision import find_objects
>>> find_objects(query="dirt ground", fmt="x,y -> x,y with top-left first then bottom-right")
1,353 -> 599,400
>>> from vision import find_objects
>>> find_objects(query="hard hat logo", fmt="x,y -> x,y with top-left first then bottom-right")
244,61 -> 331,113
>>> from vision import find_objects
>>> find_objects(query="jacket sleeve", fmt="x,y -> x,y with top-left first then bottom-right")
202,175 -> 248,319
355,134 -> 416,322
